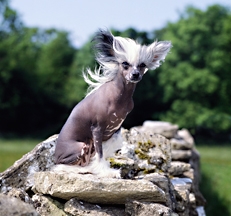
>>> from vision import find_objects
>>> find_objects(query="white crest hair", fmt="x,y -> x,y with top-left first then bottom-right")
83,30 -> 172,96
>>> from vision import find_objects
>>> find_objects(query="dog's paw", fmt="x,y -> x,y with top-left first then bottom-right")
97,168 -> 121,179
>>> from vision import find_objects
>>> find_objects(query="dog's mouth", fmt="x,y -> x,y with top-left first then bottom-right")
125,74 -> 142,83
129,78 -> 141,83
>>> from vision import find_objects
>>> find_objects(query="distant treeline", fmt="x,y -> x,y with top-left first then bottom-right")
0,0 -> 231,139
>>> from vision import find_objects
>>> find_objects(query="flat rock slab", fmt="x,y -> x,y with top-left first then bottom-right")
0,135 -> 57,193
0,194 -> 38,216
125,200 -> 172,216
32,171 -> 166,205
64,198 -> 125,216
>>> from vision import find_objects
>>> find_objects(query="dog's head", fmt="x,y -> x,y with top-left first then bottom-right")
93,29 -> 172,83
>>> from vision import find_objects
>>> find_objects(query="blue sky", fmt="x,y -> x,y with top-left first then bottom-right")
11,0 -> 231,47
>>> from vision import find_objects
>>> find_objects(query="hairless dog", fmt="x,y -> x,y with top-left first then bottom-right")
54,30 -> 172,177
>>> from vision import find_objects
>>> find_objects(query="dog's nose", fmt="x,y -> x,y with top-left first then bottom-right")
132,70 -> 140,79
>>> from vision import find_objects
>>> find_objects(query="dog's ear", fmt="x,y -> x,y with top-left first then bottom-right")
146,41 -> 172,70
93,29 -> 115,60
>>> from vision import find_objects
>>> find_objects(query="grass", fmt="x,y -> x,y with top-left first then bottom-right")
197,145 -> 231,216
0,139 -> 230,215
0,138 -> 41,172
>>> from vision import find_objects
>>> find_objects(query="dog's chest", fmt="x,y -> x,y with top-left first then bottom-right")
102,99 -> 133,140
103,111 -> 126,139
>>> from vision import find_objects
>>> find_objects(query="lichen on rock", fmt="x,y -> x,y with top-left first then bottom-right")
0,121 -> 206,216
109,128 -> 171,177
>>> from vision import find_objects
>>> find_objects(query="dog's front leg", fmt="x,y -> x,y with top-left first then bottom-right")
91,126 -> 121,178
91,126 -> 103,160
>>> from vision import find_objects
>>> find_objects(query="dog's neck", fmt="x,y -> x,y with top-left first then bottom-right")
112,70 -> 137,99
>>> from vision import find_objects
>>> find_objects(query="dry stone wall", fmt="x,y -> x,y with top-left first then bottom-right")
0,121 -> 206,216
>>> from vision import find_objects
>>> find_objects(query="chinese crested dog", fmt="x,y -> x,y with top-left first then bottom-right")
53,29 -> 172,178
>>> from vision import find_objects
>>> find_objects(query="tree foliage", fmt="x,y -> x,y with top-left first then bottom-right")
154,5 -> 231,134
0,2 -> 79,136
0,1 -> 230,138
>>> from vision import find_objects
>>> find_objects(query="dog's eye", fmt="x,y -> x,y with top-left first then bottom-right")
139,63 -> 146,68
122,62 -> 130,69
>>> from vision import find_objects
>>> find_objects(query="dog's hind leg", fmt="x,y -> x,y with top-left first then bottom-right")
78,140 -> 96,166
54,140 -> 84,165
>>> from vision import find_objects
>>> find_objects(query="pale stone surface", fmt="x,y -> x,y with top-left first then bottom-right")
171,177 -> 196,216
7,187 -> 32,204
64,198 -> 125,216
125,200 -> 172,216
120,128 -> 171,175
170,138 -> 193,150
32,171 -> 166,204
32,194 -> 67,216
177,129 -> 195,147
0,193 -> 38,216
0,121 -> 206,216
174,186 -> 190,215
139,121 -> 179,138
109,156 -> 138,179
143,173 -> 169,192
171,150 -> 192,161
142,173 -> 174,209
169,161 -> 191,176
0,135 -> 57,193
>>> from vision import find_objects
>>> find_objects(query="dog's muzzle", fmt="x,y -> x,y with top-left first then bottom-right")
129,70 -> 142,83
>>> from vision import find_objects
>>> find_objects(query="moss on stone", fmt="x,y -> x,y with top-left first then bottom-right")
137,140 -> 155,152
134,148 -> 150,160
109,158 -> 123,168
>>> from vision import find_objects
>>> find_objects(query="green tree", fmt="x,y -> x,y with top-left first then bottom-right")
111,27 -> 152,45
37,31 -> 76,106
69,40 -> 96,102
0,0 -> 22,34
0,1 -> 80,135
154,5 -> 231,134
0,29 -> 80,135
1,0 -> 230,137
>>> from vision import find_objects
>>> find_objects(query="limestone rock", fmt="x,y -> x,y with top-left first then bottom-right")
171,178 -> 192,191
119,128 -> 171,175
170,138 -> 193,150
170,129 -> 194,150
177,129 -> 195,146
171,150 -> 192,161
143,173 -> 173,208
7,187 -> 32,204
138,121 -> 179,138
125,200 -> 172,216
64,198 -> 125,216
0,121 -> 206,215
171,177 -> 194,216
169,161 -> 191,176
174,186 -> 190,215
32,194 -> 67,216
0,135 -> 57,193
188,150 -> 207,206
0,193 -> 38,216
109,157 -> 138,179
32,171 -> 166,204
143,173 -> 169,192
